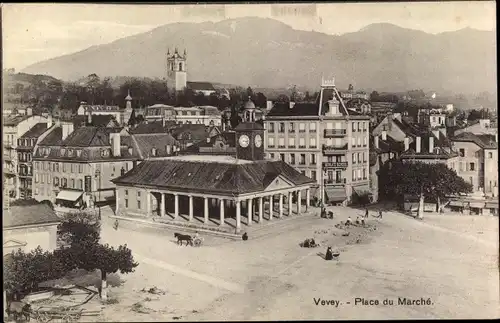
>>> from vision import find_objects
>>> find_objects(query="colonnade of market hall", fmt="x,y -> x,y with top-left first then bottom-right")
118,186 -> 311,232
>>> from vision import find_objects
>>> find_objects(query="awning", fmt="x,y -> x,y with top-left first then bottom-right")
469,202 -> 485,209
353,186 -> 372,196
485,202 -> 499,209
448,200 -> 463,207
325,187 -> 346,203
56,190 -> 83,202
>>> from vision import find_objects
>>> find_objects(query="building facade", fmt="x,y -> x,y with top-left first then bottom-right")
3,115 -> 48,199
264,78 -> 371,205
145,104 -> 222,126
76,92 -> 133,126
167,48 -> 188,92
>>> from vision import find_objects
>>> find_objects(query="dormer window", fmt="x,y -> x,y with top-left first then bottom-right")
76,150 -> 82,157
101,149 -> 110,157
128,147 -> 133,155
60,148 -> 66,155
67,149 -> 73,157
151,148 -> 157,156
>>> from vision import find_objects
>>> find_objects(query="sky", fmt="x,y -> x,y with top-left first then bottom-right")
2,2 -> 496,71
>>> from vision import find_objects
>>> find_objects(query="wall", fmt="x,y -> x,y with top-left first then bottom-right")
451,141 -> 482,191
3,224 -> 58,255
483,148 -> 498,195
116,186 -> 152,216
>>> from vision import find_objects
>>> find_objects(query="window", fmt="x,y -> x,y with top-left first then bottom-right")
432,117 -> 436,122
363,122 -> 367,131
35,188 -> 39,195
327,171 -> 334,182
363,168 -> 366,179
79,164 -> 83,173
125,189 -> 128,196
290,154 -> 295,164
352,153 -> 357,164
299,138 -> 305,148
280,153 -> 285,161
289,123 -> 295,133
137,191 -> 141,197
300,154 -> 306,165
48,175 -> 51,184
279,122 -> 285,133
270,153 -> 275,159
459,162 -> 463,171
137,200 -> 141,210
357,122 -> 361,131
71,164 -> 75,173
268,137 -> 275,147
363,137 -> 367,147
68,149 -> 73,157
78,179 -> 83,190
470,163 -> 475,171
44,162 -> 48,171
299,123 -> 306,132
311,170 -> 317,181
488,152 -> 493,158
35,174 -> 39,183
310,122 -> 317,133
55,163 -> 59,172
125,199 -> 129,208
71,179 -> 75,188
269,123 -> 275,132
352,122 -> 356,132
357,137 -> 361,147
310,154 -> 316,165
459,149 -> 465,157
301,171 -> 306,176
358,153 -> 362,164
358,169 -> 362,180
469,177 -> 473,185
41,174 -> 44,184
310,138 -> 317,148
63,163 -> 67,172
278,138 -> 285,148
76,150 -> 82,157
352,170 -> 356,181
288,138 -> 295,148
151,148 -> 157,156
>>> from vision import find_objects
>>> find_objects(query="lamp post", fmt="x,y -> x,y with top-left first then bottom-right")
95,169 -> 101,219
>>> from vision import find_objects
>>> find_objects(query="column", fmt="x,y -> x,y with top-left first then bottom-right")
115,189 -> 119,215
269,195 -> 274,220
160,193 -> 165,217
174,194 -> 179,219
297,190 -> 302,214
236,200 -> 241,233
247,199 -> 253,226
204,197 -> 209,224
306,188 -> 310,211
188,195 -> 194,221
279,194 -> 283,218
288,192 -> 293,216
146,190 -> 151,216
219,199 -> 225,226
258,197 -> 263,223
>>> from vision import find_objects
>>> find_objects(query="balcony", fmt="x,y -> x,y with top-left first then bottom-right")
322,143 -> 348,155
299,129 -> 306,133
298,145 -> 306,149
324,129 -> 347,138
322,161 -> 348,169
278,145 -> 286,148
268,145 -> 275,148
310,129 -> 317,133
288,145 -> 296,148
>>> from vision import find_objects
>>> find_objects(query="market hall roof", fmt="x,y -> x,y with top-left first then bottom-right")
112,156 -> 315,196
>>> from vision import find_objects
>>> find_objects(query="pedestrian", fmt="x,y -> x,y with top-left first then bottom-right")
345,216 -> 352,226
379,210 -> 383,219
325,246 -> 333,260
242,232 -> 248,241
113,219 -> 119,230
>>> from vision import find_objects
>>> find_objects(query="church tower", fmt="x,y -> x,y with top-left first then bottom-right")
234,97 -> 265,161
167,48 -> 187,92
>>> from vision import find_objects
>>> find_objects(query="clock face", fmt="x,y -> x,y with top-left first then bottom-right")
254,134 -> 262,148
239,135 -> 250,148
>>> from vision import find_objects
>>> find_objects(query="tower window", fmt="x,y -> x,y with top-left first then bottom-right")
179,63 -> 183,71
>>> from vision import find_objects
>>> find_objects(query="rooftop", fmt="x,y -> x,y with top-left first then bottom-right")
452,132 -> 498,149
4,200 -> 60,229
112,158 -> 315,195
187,81 -> 216,91
20,123 -> 48,139
3,115 -> 32,126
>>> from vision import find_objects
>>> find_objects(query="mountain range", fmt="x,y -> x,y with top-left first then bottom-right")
22,17 -> 496,94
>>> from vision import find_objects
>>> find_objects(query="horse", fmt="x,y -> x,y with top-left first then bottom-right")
6,301 -> 32,321
174,233 -> 193,246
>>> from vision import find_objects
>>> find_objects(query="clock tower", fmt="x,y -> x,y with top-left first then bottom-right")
234,97 -> 265,161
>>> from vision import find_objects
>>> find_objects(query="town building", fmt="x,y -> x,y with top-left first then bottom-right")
144,104 -> 222,126
167,48 -> 188,92
32,123 -> 180,208
399,133 -> 458,167
454,118 -> 498,136
3,200 -> 60,255
450,132 -> 498,197
3,114 -> 48,199
72,114 -> 120,129
264,78 -> 371,205
170,124 -> 221,150
76,92 -> 133,126
179,131 -> 236,156
187,81 -> 217,96
112,101 -> 315,232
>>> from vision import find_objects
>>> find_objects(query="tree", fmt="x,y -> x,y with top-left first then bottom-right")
379,161 -> 473,218
57,212 -> 101,250
304,91 -> 311,102
76,243 -> 138,301
370,91 -> 379,102
246,86 -> 254,98
348,84 -> 354,91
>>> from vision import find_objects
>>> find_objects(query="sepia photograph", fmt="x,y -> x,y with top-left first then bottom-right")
2,2 -> 498,321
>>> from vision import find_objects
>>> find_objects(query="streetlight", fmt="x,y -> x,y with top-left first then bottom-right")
95,169 -> 101,219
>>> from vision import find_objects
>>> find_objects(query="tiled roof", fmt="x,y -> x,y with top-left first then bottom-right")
452,132 -> 498,149
134,134 -> 179,158
267,102 -> 319,117
20,123 -> 48,139
201,106 -> 221,116
80,104 -> 121,112
4,202 -> 60,228
187,81 -> 216,91
180,132 -> 237,155
392,118 -> 427,137
72,115 -> 117,128
370,134 -> 404,154
3,115 -> 31,126
62,127 -> 123,147
171,124 -> 213,142
38,127 -> 62,146
112,158 -> 314,195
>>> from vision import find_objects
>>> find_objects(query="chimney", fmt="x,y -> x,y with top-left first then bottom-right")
47,115 -> 53,129
289,102 -> 295,109
266,101 -> 273,111
162,117 -> 166,127
328,99 -> 340,115
87,111 -> 92,125
381,130 -> 387,141
416,136 -> 421,153
61,123 -> 74,141
374,136 -> 379,149
206,137 -> 211,143
27,107 -> 33,116
429,136 -> 434,153
404,137 -> 409,151
166,145 -> 171,155
110,132 -> 121,157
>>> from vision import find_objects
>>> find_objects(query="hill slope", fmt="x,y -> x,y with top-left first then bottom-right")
22,18 -> 496,94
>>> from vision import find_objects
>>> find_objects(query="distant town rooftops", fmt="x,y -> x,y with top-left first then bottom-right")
80,104 -> 122,112
72,115 -> 117,128
452,132 -> 498,149
61,126 -> 122,147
